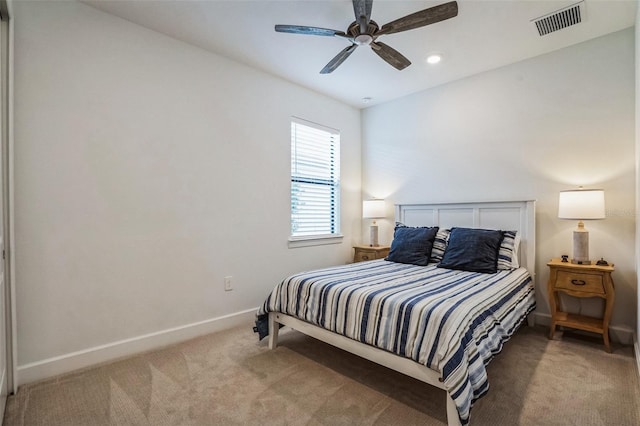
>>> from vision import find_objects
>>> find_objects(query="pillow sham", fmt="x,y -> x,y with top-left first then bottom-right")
438,227 -> 505,274
512,233 -> 521,268
430,229 -> 450,264
386,225 -> 439,266
497,230 -> 520,270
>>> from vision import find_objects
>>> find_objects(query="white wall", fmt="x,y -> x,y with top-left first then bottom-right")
12,1 -> 361,378
363,29 -> 636,336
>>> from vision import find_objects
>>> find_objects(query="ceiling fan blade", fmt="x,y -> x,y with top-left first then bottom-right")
370,41 -> 411,71
320,44 -> 358,74
376,1 -> 458,36
352,0 -> 373,33
275,25 -> 347,38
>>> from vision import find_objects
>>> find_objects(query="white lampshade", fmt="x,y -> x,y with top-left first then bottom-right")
363,199 -> 386,219
558,189 -> 606,220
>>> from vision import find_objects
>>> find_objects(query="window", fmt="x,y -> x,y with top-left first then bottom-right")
290,118 -> 341,244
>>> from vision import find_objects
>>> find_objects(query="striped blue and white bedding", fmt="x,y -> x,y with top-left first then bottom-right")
257,259 -> 535,425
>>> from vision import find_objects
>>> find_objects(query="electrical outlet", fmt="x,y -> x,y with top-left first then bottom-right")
224,276 -> 233,291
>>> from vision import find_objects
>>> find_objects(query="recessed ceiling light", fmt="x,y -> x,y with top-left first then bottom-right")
362,97 -> 372,103
426,54 -> 442,64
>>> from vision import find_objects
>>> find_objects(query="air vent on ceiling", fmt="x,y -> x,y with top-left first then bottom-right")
531,1 -> 586,37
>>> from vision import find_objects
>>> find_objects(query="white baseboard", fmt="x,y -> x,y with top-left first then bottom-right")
533,312 -> 635,345
16,307 -> 258,386
15,310 -> 637,387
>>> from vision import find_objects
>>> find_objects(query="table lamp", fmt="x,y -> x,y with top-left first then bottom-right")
363,199 -> 385,247
558,188 -> 605,265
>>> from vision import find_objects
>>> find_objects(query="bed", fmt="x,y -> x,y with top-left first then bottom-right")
256,201 -> 536,426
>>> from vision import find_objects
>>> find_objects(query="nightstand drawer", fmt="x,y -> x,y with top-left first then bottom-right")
555,270 -> 605,294
353,245 -> 390,263
355,250 -> 377,262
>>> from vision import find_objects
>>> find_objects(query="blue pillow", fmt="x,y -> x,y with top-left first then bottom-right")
438,227 -> 505,273
386,226 -> 439,266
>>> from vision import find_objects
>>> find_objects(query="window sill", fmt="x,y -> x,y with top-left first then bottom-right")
288,234 -> 343,248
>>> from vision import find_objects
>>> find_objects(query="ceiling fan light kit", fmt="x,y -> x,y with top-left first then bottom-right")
275,0 -> 458,74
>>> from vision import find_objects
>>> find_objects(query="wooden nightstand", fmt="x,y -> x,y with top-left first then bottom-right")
353,245 -> 390,263
547,258 -> 615,352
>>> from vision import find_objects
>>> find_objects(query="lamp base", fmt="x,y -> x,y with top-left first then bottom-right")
369,224 -> 379,247
571,225 -> 590,265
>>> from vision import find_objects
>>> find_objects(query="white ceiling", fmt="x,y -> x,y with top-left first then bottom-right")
83,0 -> 637,108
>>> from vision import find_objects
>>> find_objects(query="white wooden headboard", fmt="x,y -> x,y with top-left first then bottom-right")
395,200 -> 536,278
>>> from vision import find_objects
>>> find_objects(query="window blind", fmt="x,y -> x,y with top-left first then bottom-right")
290,118 -> 340,238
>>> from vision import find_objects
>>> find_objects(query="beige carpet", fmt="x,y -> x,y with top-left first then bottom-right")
3,324 -> 639,425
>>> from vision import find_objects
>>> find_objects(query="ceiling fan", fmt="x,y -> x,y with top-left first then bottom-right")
275,0 -> 458,74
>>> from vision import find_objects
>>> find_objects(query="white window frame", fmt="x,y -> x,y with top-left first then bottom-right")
288,117 -> 342,248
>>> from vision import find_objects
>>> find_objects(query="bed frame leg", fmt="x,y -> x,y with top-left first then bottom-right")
268,312 -> 279,350
527,313 -> 535,327
446,393 -> 462,426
